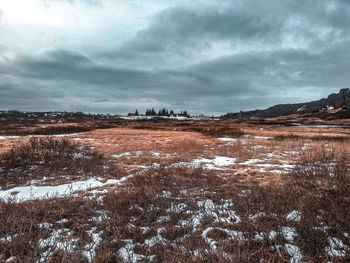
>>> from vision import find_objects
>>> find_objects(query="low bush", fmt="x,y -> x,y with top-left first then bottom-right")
0,197 -> 101,263
0,138 -> 110,185
282,146 -> 350,261
201,126 -> 245,138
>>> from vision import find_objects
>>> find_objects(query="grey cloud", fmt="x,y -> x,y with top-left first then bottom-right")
107,3 -> 283,66
2,0 -> 350,114
105,0 -> 350,67
128,6 -> 279,49
4,41 -> 349,114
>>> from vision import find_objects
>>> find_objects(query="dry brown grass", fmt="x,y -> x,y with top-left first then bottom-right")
0,197 -> 102,263
1,119 -> 350,262
1,147 -> 349,262
82,128 -> 214,162
1,125 -> 92,137
283,146 -> 350,261
214,140 -> 246,160
0,138 -> 118,187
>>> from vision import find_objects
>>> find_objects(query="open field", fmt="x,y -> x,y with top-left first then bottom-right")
0,119 -> 349,262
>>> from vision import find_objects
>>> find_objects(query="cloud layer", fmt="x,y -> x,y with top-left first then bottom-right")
1,0 -> 350,115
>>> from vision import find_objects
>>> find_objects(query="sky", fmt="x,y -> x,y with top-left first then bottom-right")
0,0 -> 350,116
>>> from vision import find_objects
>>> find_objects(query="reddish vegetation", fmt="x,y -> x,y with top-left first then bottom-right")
0,119 -> 349,262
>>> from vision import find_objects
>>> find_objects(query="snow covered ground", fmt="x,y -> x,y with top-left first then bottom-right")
0,176 -> 136,202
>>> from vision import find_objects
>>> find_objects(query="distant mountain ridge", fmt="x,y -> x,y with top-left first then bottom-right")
221,88 -> 350,119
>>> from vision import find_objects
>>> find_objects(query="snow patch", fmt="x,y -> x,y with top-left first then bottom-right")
0,175 -> 136,202
284,244 -> 303,263
218,138 -> 237,142
326,237 -> 349,257
286,211 -> 301,222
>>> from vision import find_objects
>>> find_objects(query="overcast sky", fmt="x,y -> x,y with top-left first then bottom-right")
1,0 -> 350,115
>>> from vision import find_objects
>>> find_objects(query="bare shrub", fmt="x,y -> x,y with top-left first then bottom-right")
203,126 -> 244,138
0,138 -> 112,185
292,145 -> 350,196
0,197 -> 101,263
274,134 -> 350,142
283,145 -> 350,261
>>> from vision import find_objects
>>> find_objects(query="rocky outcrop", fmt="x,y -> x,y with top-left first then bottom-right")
340,88 -> 350,109
222,88 -> 350,119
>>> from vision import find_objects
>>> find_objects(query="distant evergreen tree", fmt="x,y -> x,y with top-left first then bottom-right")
144,108 -> 189,117
135,109 -> 139,116
160,108 -> 169,116
145,109 -> 153,116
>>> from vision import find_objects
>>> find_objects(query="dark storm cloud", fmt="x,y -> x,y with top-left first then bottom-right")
188,40 -> 350,96
119,6 -> 280,53
4,41 -> 350,114
104,2 -> 285,66
107,0 -> 350,64
2,0 -> 350,114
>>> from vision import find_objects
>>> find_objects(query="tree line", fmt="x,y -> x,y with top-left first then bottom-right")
128,108 -> 189,117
